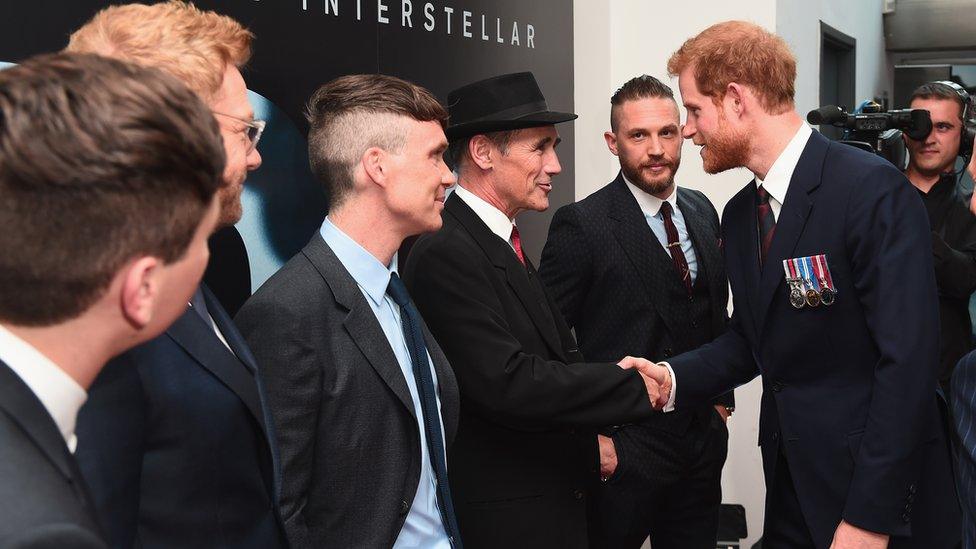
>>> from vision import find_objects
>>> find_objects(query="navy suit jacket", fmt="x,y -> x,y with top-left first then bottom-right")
953,351 -> 976,548
669,131 -> 960,547
0,361 -> 106,547
75,285 -> 287,549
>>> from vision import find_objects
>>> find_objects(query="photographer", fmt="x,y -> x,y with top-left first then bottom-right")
905,82 -> 976,395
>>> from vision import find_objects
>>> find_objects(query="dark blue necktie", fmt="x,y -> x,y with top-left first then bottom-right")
387,273 -> 463,548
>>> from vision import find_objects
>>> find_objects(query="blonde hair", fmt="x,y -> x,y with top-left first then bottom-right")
668,21 -> 795,115
66,1 -> 253,101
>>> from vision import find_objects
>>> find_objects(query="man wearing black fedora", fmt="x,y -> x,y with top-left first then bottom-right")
402,71 -> 665,548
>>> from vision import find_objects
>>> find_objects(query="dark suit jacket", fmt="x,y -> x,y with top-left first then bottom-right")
669,131 -> 960,547
75,285 -> 286,549
0,361 -> 106,548
539,177 -> 732,495
402,193 -> 654,549
235,234 -> 460,549
952,351 -> 976,548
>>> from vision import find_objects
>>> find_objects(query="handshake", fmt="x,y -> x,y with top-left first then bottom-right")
617,356 -> 672,410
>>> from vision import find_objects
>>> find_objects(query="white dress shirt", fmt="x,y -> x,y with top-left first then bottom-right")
0,324 -> 87,452
623,176 -> 699,284
662,122 -> 813,412
755,123 -> 813,222
454,184 -> 520,251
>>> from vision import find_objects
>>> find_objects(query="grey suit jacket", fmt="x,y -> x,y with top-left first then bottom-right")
0,361 -> 106,548
236,233 -> 460,549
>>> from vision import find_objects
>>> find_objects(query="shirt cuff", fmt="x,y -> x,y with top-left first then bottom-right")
659,361 -> 677,412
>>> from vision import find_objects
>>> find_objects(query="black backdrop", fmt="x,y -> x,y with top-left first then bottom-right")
0,0 -> 575,296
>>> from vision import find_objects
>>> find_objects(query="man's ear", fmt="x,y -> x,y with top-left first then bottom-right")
361,147 -> 388,187
119,257 -> 161,329
469,135 -> 494,170
725,82 -> 746,117
604,131 -> 620,156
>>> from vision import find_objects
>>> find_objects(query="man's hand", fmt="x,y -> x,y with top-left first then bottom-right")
829,520 -> 889,549
617,356 -> 671,409
597,435 -> 617,480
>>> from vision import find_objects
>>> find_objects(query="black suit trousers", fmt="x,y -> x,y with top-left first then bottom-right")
590,411 -> 729,549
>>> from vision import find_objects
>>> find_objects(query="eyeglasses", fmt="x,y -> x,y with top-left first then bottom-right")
212,111 -> 266,153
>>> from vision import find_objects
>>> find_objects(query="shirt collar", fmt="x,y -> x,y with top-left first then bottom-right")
454,184 -> 516,243
755,123 -> 813,205
0,324 -> 87,451
319,217 -> 397,307
621,172 -> 678,217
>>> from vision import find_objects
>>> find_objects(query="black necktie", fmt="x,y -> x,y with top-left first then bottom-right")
387,273 -> 463,548
660,202 -> 693,296
757,185 -> 776,266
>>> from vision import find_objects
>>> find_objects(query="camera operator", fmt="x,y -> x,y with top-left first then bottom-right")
905,82 -> 976,395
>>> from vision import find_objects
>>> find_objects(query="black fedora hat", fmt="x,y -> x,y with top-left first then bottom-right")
446,71 -> 578,140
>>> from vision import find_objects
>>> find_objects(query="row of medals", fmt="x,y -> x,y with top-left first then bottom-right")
786,276 -> 835,309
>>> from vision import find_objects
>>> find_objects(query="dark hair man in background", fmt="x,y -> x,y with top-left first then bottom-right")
539,74 -> 733,549
641,20 -> 960,548
236,74 -> 462,549
402,71 -> 666,549
67,3 -> 287,548
903,82 -> 976,396
0,52 -> 222,547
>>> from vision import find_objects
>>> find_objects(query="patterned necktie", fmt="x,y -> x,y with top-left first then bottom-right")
756,185 -> 776,266
387,273 -> 463,548
660,202 -> 693,296
510,225 -> 526,265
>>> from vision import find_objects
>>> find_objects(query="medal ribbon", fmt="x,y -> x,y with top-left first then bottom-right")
802,257 -> 821,291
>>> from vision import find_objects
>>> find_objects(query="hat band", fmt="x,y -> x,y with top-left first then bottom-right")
462,99 -> 551,124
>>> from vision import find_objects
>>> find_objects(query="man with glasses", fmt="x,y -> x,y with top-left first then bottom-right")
69,3 -> 287,548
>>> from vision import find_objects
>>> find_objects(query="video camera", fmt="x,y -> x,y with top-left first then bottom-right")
807,101 -> 932,168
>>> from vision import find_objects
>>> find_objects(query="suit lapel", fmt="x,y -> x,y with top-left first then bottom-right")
606,176 -> 684,335
677,188 -> 719,282
755,132 -> 827,329
446,194 -> 568,361
165,306 -> 268,433
302,235 -> 417,420
0,361 -> 87,496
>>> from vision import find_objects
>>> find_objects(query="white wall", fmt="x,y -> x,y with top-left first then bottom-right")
573,2 -> 889,547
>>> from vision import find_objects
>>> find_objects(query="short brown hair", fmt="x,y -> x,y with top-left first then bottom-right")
0,53 -> 224,326
66,1 -> 253,101
910,82 -> 967,120
306,74 -> 448,209
668,21 -> 796,114
610,75 -> 676,132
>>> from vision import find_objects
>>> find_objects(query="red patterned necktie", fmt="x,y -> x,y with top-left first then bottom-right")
660,202 -> 693,296
757,185 -> 776,266
511,225 -> 526,265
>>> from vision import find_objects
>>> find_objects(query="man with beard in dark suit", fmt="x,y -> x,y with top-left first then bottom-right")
639,21 -> 961,548
540,75 -> 733,549
402,72 -> 666,549
71,4 -> 287,548
0,52 -> 222,547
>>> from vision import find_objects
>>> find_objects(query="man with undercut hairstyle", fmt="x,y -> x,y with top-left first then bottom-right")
69,3 -> 287,548
0,52 -> 222,547
540,74 -> 733,549
237,74 -> 462,549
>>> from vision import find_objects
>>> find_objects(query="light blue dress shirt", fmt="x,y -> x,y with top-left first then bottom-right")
623,176 -> 698,284
320,218 -> 451,549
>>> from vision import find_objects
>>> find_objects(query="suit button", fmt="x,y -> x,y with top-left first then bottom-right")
909,484 -> 917,494
902,512 -> 910,523
663,348 -> 673,358
691,320 -> 699,328
688,295 -> 695,302
574,490 -> 584,500
772,432 -> 779,442
400,500 -> 410,515
771,381 -> 784,392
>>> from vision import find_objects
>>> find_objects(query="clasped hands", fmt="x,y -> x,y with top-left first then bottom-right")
616,356 -> 671,410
